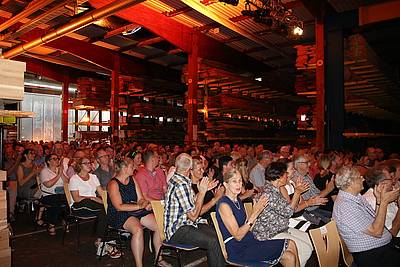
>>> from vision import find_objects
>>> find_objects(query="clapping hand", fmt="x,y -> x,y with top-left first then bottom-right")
207,179 -> 219,191
138,199 -> 149,209
198,176 -> 210,194
294,179 -> 310,194
166,166 -> 176,181
252,195 -> 268,217
213,184 -> 225,200
308,196 -> 328,206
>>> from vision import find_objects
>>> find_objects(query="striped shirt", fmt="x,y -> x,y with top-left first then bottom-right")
291,170 -> 320,211
164,172 -> 199,241
333,190 -> 392,253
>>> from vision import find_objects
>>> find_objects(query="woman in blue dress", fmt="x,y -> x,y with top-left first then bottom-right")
217,167 -> 300,266
107,158 -> 170,267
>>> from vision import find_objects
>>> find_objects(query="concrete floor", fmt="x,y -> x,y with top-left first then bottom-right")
10,212 -> 320,267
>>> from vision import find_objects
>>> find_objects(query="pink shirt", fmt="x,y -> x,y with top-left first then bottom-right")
135,166 -> 167,200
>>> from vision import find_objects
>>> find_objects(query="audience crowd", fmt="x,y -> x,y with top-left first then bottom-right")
2,139 -> 400,266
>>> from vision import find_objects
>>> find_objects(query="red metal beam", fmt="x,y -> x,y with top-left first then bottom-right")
359,0 -> 400,26
17,29 -> 181,82
89,0 -> 269,73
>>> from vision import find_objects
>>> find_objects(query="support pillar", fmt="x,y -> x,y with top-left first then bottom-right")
62,74 -> 69,141
99,110 -> 102,132
325,15 -> 344,150
315,19 -> 325,151
111,54 -> 120,143
186,33 -> 199,145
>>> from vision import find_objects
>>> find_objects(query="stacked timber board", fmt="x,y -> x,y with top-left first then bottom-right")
0,170 -> 11,267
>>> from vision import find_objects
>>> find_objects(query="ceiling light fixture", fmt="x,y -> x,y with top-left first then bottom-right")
122,26 -> 142,36
241,0 -> 304,38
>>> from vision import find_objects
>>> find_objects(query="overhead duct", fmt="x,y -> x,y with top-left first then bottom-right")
2,0 -> 144,59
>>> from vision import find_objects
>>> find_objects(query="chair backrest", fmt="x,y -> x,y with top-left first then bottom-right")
243,202 -> 253,218
150,200 -> 166,241
339,236 -> 354,267
63,182 -> 73,210
210,212 -> 228,260
309,221 -> 341,267
97,187 -> 108,214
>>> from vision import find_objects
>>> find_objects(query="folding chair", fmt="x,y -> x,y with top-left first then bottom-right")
339,236 -> 354,267
244,202 -> 253,218
62,182 -> 98,252
309,221 -> 341,267
151,200 -> 200,267
210,212 -> 269,267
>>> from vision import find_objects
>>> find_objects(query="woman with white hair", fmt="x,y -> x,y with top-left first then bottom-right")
333,166 -> 400,267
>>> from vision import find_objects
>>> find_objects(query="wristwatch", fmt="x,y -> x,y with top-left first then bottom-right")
246,220 -> 253,227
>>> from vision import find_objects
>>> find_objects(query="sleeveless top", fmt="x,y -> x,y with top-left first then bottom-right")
107,177 -> 151,229
216,196 -> 287,264
17,164 -> 37,199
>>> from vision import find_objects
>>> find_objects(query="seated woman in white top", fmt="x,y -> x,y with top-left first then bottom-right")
39,154 -> 68,235
69,157 -> 113,256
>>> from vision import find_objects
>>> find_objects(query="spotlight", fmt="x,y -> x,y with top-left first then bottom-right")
219,0 -> 239,6
293,26 -> 303,36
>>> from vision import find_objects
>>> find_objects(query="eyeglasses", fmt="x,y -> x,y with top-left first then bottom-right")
97,154 -> 109,159
298,161 -> 310,164
82,161 -> 91,165
50,157 -> 59,161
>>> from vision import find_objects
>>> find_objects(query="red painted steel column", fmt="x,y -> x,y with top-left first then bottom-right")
186,32 -> 198,145
315,19 -> 325,151
111,54 -> 120,143
62,73 -> 69,141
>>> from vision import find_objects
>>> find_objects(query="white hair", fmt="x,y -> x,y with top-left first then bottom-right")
335,166 -> 360,190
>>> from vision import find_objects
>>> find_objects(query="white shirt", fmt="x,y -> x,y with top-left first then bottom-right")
69,173 -> 100,200
39,167 -> 64,196
363,188 -> 399,237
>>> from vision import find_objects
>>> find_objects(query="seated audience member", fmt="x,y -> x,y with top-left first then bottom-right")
217,167 -> 300,266
236,158 -> 256,201
93,148 -> 114,188
313,155 -> 338,211
135,150 -> 167,201
69,158 -> 109,256
363,167 -> 400,237
164,153 -> 225,267
5,143 -> 24,221
333,166 -> 400,267
66,149 -> 85,178
250,150 -> 273,188
291,154 -> 335,224
215,155 -> 234,183
252,162 -> 313,267
17,149 -> 41,199
127,150 -> 142,176
384,159 -> 400,188
190,156 -> 224,221
107,159 -> 169,267
39,154 -> 68,235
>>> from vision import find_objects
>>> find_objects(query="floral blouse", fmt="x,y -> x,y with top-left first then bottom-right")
252,182 -> 294,240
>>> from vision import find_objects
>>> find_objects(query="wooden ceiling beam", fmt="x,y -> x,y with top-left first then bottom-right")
179,0 -> 292,59
162,6 -> 192,17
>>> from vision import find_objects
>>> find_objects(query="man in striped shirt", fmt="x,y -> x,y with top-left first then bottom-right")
164,153 -> 225,267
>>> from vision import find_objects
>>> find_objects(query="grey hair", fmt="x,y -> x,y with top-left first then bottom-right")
293,154 -> 308,168
175,153 -> 192,172
335,166 -> 360,190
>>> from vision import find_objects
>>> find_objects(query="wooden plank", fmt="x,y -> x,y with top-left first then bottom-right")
0,247 -> 11,267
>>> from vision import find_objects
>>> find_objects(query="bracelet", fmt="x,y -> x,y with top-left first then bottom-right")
376,202 -> 381,206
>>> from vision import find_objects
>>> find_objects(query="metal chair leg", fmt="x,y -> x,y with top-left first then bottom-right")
76,219 -> 80,252
154,245 -> 163,267
176,249 -> 182,267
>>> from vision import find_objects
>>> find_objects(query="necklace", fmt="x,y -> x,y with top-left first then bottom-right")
232,199 -> 241,210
